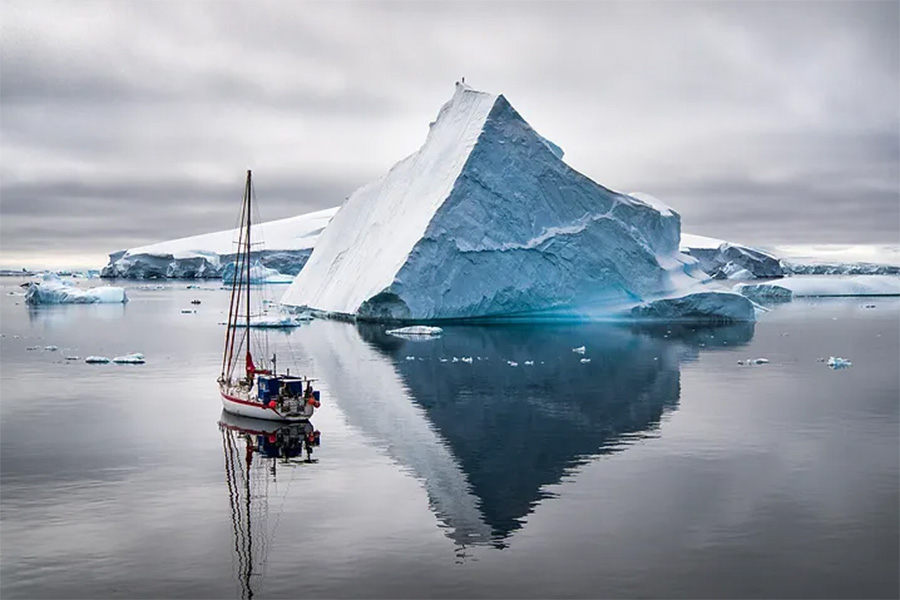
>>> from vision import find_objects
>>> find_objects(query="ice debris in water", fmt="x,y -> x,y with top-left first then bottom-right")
580,358 -> 591,364
827,356 -> 852,369
508,361 -> 519,367
572,346 -> 586,354
439,358 -> 448,363
405,356 -> 415,361
524,360 -> 534,366
26,346 -> 39,351
753,358 -> 769,365
461,357 -> 473,364
44,346 -> 58,351
112,353 -> 145,364
452,357 -> 459,363
65,356 -> 79,361
85,356 -> 111,364
386,326 -> 444,340
181,309 -> 196,314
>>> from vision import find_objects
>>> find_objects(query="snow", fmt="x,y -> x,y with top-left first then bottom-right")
772,244 -> 900,267
629,291 -> 756,323
283,83 -> 691,321
680,233 -> 728,250
628,192 -> 674,217
745,275 -> 900,297
122,207 -> 337,260
25,274 -> 127,305
386,325 -> 444,340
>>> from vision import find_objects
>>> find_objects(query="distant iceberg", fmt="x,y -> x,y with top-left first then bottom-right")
221,260 -> 294,284
25,274 -> 127,305
742,275 -> 899,297
680,234 -> 784,279
102,207 -> 337,279
282,83 -> 703,321
733,283 -> 793,304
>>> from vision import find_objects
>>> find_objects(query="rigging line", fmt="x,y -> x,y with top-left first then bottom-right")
224,174 -> 251,378
245,170 -> 252,372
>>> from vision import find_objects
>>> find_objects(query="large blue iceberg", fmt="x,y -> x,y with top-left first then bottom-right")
282,83 -> 707,321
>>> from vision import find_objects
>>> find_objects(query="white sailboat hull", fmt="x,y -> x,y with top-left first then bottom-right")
220,386 -> 314,422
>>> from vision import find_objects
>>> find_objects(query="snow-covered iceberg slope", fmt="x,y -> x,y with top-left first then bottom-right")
102,207 -> 337,279
282,83 -> 698,321
25,274 -> 128,305
221,260 -> 294,284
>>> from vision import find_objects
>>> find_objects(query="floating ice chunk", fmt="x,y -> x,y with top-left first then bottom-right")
753,358 -> 769,365
181,309 -> 196,314
44,345 -> 58,351
65,356 -> 79,361
827,356 -> 852,369
405,356 -> 415,361
85,356 -> 111,364
224,314 -> 310,328
630,291 -> 755,323
507,361 -> 519,367
25,274 -> 127,305
461,357 -> 473,364
572,346 -> 586,354
112,353 -> 145,364
580,358 -> 591,364
863,304 -> 876,308
439,358 -> 448,363
452,357 -> 459,363
26,346 -> 39,351
386,325 -> 444,340
524,360 -> 534,366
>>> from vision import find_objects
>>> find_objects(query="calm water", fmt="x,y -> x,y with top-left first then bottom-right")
1,277 -> 898,599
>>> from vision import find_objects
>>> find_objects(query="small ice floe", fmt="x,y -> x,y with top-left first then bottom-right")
439,358 -> 448,363
25,346 -> 39,351
461,357 -> 473,364
507,361 -> 519,367
223,314 -> 310,328
112,353 -> 145,364
65,356 -> 79,361
186,284 -> 200,289
572,346 -> 586,354
405,356 -> 415,361
827,356 -> 852,370
524,360 -> 534,366
385,325 -> 444,340
753,358 -> 769,365
580,358 -> 591,364
191,299 -> 201,305
181,309 -> 196,314
452,357 -> 459,363
85,356 -> 111,364
44,345 -> 59,351
863,304 -> 876,309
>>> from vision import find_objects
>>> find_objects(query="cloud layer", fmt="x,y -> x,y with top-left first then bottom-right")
1,0 -> 897,267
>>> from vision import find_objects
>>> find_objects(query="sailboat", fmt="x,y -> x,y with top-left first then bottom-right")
218,170 -> 321,421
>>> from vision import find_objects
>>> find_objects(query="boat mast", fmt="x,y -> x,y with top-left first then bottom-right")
221,172 -> 250,380
245,170 -> 252,381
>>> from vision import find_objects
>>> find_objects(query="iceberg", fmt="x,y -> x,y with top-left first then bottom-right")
283,83 -> 700,321
25,274 -> 127,305
386,325 -> 444,340
827,356 -> 852,369
741,275 -> 900,297
733,282 -> 793,304
102,207 -> 337,279
85,356 -> 111,364
222,313 -> 312,328
628,291 -> 756,323
112,353 -> 145,364
221,260 -> 294,285
680,234 -> 784,279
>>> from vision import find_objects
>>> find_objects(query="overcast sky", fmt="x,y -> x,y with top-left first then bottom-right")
1,0 -> 898,268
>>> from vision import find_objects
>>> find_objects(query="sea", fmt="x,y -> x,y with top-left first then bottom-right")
1,276 -> 898,599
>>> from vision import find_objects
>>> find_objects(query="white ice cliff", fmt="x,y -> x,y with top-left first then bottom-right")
102,207 -> 337,279
282,84 -> 704,321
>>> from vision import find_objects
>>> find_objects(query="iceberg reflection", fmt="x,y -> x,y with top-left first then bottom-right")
298,320 -> 754,548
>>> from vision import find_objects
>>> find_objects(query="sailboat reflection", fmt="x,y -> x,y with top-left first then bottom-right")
219,412 -> 321,599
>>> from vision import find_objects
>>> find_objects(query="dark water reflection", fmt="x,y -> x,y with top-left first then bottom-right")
303,321 -> 754,548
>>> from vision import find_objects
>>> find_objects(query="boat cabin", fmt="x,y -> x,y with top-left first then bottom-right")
257,375 -> 320,403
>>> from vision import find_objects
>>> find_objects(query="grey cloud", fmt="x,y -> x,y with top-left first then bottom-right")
0,0 -> 897,266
